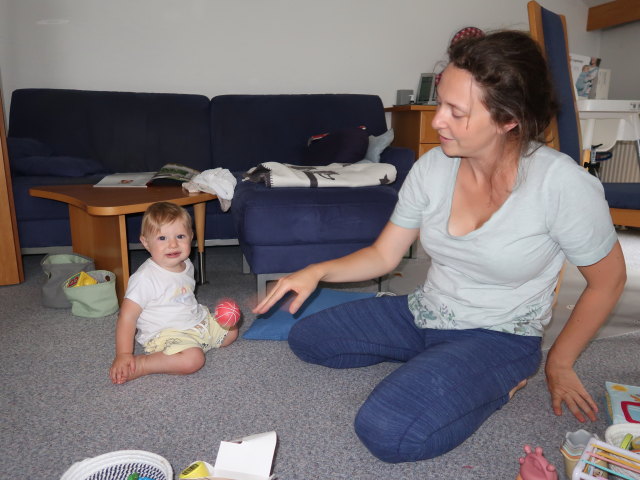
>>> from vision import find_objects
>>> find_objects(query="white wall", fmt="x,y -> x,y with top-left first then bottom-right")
0,0 -> 630,117
598,21 -> 640,99
0,0 -> 10,104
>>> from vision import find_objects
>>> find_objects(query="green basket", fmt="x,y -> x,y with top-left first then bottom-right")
40,253 -> 95,308
63,270 -> 119,318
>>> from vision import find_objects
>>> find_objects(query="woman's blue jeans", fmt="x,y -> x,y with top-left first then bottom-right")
288,295 -> 542,463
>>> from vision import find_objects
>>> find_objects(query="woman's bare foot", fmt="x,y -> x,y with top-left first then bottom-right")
509,379 -> 528,399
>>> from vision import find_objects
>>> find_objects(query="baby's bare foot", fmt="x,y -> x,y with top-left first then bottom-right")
114,356 -> 146,384
509,379 -> 528,399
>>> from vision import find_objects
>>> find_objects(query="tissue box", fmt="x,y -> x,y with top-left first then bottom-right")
181,432 -> 277,480
212,431 -> 277,480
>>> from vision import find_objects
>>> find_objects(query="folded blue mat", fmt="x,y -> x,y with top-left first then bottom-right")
243,288 -> 375,341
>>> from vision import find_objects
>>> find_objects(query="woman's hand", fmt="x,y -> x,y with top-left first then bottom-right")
252,222 -> 419,316
253,265 -> 323,315
545,241 -> 625,422
545,361 -> 597,422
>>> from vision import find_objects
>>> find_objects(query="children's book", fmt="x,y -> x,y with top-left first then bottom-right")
605,381 -> 640,424
94,163 -> 200,187
570,53 -> 602,100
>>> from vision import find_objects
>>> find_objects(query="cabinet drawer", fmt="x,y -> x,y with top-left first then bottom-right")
419,111 -> 439,143
418,143 -> 439,157
385,105 -> 439,160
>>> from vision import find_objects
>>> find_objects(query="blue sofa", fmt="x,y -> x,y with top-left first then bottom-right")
211,95 -> 413,294
9,88 -> 218,249
8,89 -> 413,287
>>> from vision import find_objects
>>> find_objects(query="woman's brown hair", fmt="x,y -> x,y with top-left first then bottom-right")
448,30 -> 559,156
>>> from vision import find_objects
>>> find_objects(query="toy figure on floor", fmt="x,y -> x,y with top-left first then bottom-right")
516,445 -> 558,480
254,31 -> 626,462
109,202 -> 240,384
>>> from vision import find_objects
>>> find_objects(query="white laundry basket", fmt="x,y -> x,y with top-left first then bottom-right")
604,423 -> 640,480
60,450 -> 173,480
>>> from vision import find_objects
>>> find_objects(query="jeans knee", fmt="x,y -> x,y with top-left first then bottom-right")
287,322 -> 316,363
354,401 -> 409,463
354,397 -> 450,463
288,319 -> 331,365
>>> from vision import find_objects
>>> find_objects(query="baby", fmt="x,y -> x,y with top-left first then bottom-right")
109,201 -> 239,384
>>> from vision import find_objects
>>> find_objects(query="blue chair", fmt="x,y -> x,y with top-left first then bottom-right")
528,0 -> 640,228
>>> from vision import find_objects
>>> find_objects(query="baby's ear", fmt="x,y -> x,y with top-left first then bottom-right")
140,235 -> 149,250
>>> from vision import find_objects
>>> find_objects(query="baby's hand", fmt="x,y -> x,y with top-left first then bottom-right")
109,353 -> 136,384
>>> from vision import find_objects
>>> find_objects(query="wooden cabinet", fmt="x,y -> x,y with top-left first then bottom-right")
0,90 -> 24,285
385,105 -> 439,159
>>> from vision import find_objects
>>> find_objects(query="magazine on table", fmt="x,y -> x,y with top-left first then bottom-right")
94,163 -> 200,187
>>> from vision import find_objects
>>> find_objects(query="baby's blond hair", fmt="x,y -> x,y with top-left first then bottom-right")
141,202 -> 193,239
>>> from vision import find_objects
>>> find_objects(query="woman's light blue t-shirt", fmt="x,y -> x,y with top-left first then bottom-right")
390,146 -> 617,336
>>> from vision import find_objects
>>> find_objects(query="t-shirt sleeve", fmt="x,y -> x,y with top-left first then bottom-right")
124,269 -> 148,308
390,152 -> 434,229
545,159 -> 617,266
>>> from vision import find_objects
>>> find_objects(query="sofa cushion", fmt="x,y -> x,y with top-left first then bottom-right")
232,178 -> 399,273
9,89 -> 213,173
603,183 -> 640,209
11,156 -> 108,177
210,94 -> 389,172
301,126 -> 368,166
7,137 -> 54,158
12,174 -> 104,248
233,182 -> 398,245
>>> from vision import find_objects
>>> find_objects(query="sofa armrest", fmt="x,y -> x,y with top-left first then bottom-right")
380,146 -> 414,190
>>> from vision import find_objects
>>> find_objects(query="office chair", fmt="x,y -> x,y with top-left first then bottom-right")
528,0 -> 640,228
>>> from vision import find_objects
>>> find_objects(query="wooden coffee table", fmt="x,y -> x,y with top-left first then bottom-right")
29,184 -> 216,303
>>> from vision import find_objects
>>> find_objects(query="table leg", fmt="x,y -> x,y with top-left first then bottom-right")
193,201 -> 206,284
68,205 -> 129,304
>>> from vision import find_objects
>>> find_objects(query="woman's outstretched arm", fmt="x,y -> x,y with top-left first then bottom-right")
253,222 -> 419,315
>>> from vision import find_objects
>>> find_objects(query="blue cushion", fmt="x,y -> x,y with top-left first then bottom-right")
210,94 -> 389,171
7,137 -> 53,158
243,288 -> 376,340
9,89 -> 213,173
540,6 -> 582,164
301,127 -> 369,166
11,156 -> 108,177
232,180 -> 397,242
603,183 -> 640,210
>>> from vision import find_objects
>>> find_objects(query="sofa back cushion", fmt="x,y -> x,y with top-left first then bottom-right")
210,94 -> 388,172
9,89 -> 212,173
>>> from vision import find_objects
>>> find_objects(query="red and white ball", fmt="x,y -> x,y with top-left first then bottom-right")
214,299 -> 241,328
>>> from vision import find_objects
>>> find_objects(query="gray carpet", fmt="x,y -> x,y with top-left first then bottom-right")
1,229 -> 639,479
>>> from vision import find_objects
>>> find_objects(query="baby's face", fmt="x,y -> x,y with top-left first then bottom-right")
141,219 -> 193,272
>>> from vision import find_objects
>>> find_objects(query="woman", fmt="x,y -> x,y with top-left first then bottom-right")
254,31 -> 626,463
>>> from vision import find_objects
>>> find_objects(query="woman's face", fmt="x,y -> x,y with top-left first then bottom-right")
431,64 -> 515,160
